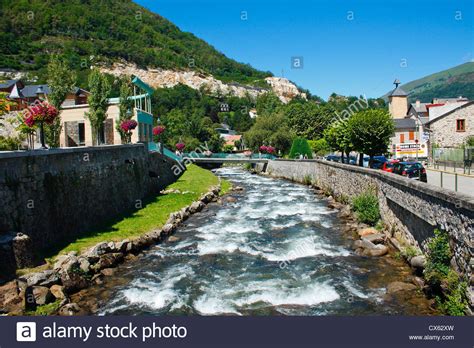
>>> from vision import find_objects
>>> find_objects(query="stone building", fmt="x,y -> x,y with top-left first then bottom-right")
425,101 -> 474,148
387,80 -> 428,158
59,76 -> 154,147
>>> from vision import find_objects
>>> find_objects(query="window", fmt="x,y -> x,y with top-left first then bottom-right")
409,131 -> 415,141
78,123 -> 85,145
456,119 -> 465,132
400,134 -> 405,143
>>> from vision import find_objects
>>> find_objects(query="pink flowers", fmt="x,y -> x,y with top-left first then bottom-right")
152,125 -> 165,136
23,102 -> 58,127
120,120 -> 138,132
176,142 -> 185,151
259,145 -> 275,154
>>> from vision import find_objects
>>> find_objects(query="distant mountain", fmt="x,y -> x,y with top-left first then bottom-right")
384,62 -> 474,102
0,0 -> 272,86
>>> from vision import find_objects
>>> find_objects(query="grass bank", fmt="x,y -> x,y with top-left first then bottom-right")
43,164 -> 229,262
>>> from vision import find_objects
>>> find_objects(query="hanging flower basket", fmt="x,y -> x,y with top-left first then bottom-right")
24,102 -> 58,126
153,125 -> 165,136
176,142 -> 185,151
120,119 -> 138,132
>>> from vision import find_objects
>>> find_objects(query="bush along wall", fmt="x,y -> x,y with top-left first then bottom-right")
424,229 -> 469,315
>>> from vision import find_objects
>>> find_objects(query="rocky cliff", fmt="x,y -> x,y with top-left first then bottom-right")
100,62 -> 306,103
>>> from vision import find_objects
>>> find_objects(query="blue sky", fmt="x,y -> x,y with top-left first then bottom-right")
136,0 -> 473,99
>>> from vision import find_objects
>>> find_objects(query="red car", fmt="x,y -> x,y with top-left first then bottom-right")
381,159 -> 400,173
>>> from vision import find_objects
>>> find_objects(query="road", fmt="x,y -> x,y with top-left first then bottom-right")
426,169 -> 474,197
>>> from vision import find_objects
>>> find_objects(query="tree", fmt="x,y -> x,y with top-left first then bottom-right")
85,68 -> 111,146
116,77 -> 134,143
46,56 -> 76,147
309,138 -> 330,156
285,102 -> 335,140
289,137 -> 313,159
256,92 -> 282,116
244,111 -> 294,154
347,109 -> 394,166
324,120 -> 353,162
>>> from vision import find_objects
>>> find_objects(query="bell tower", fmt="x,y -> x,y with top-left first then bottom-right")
388,79 -> 408,118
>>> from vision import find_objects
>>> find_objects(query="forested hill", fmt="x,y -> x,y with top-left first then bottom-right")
0,0 -> 272,85
383,62 -> 474,102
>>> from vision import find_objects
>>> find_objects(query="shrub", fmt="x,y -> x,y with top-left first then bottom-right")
424,229 -> 467,315
351,191 -> 380,225
302,174 -> 312,185
289,137 -> 313,159
424,229 -> 452,288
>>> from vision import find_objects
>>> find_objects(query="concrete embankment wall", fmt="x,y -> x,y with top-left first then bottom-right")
0,144 -> 180,281
257,159 -> 473,281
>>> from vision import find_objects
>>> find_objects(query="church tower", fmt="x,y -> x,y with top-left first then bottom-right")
388,79 -> 408,118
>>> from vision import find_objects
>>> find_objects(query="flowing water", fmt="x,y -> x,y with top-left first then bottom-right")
77,167 -> 437,315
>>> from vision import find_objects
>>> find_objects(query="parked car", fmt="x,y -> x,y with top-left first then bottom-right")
392,161 -> 427,182
325,154 -> 341,162
381,159 -> 400,173
370,156 -> 387,169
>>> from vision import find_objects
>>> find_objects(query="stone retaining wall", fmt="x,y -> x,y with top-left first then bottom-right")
257,159 -> 473,306
0,144 -> 180,282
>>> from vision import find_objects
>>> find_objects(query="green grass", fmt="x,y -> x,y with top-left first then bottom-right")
26,300 -> 62,316
220,179 -> 232,194
50,164 -> 222,259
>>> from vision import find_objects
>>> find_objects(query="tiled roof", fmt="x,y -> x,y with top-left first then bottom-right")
389,86 -> 408,97
410,103 -> 428,113
0,79 -> 19,89
394,118 -> 416,129
19,84 -> 51,98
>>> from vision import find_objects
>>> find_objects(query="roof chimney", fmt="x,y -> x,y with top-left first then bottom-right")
416,100 -> 420,107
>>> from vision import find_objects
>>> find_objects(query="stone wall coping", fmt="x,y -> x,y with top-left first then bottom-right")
0,144 -> 146,160
273,158 -> 474,211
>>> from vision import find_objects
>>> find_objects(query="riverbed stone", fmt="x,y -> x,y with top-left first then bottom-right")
32,286 -> 54,305
189,201 -> 205,213
225,196 -> 237,203
20,270 -> 56,287
362,233 -> 385,244
167,236 -> 180,243
58,303 -> 86,316
358,228 -> 378,237
363,244 -> 389,257
410,255 -> 426,269
92,253 -> 123,271
50,285 -> 66,300
162,223 -> 175,235
86,242 -> 110,258
386,281 -> 417,294
101,268 -> 116,276
0,280 -> 23,313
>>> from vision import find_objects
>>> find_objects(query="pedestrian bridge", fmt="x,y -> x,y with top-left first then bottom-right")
182,152 -> 274,165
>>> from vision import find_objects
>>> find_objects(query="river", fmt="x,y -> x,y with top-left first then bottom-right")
76,167 -> 437,315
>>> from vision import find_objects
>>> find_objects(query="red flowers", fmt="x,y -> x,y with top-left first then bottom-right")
153,125 -> 165,136
176,142 -> 185,151
120,119 -> 138,132
259,145 -> 275,154
23,102 -> 58,127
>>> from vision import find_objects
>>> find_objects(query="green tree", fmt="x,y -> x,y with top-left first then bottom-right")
116,77 -> 134,143
45,56 -> 76,147
244,111 -> 293,154
256,92 -> 282,116
289,137 -> 313,159
309,138 -> 330,156
85,68 -> 111,146
347,109 -> 394,166
324,120 -> 353,162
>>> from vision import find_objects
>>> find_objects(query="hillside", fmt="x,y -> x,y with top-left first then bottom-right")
384,62 -> 474,102
0,0 -> 271,85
